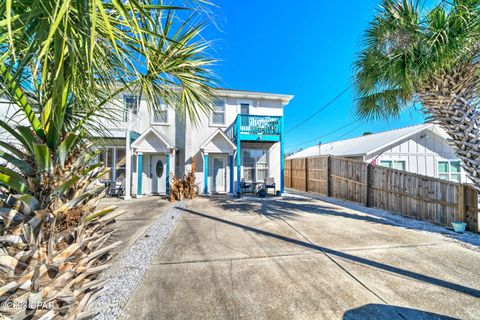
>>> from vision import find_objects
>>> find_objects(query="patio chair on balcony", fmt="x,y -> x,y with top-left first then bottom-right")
265,177 -> 276,195
240,179 -> 252,194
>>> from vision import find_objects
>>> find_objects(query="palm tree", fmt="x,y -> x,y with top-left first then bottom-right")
0,0 -> 216,210
0,1 -> 216,316
354,0 -> 480,190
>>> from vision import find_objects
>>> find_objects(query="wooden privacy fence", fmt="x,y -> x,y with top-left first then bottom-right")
285,155 -> 479,233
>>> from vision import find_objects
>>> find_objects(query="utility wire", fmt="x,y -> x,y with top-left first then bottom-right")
285,119 -> 361,149
284,85 -> 352,134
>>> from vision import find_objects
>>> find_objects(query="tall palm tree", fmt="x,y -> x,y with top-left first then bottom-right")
0,1 -> 217,317
354,0 -> 480,190
0,0 -> 217,211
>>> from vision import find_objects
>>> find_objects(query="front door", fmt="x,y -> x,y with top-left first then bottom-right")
151,155 -> 166,194
211,155 -> 227,193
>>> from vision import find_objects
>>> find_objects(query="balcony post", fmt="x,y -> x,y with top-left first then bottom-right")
137,152 -> 143,197
280,116 -> 285,194
204,153 -> 209,195
229,154 -> 234,194
237,138 -> 241,197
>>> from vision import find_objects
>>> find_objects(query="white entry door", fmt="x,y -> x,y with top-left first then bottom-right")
150,155 -> 167,194
210,155 -> 227,193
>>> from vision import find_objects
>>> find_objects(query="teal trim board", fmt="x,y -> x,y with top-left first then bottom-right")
280,116 -> 284,193
204,154 -> 209,195
229,155 -> 234,193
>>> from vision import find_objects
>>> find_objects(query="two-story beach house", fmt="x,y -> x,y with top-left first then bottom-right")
21,88 -> 292,198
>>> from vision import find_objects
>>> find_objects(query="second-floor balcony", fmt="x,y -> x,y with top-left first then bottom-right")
226,114 -> 282,142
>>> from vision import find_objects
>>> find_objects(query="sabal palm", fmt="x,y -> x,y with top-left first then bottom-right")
0,0 -> 216,210
354,0 -> 480,189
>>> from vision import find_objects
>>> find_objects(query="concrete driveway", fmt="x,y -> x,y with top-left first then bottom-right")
124,195 -> 480,320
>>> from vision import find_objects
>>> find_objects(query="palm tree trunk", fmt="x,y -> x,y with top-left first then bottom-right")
419,63 -> 480,191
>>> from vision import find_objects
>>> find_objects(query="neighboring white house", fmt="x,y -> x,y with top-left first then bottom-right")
0,89 -> 294,198
287,124 -> 469,183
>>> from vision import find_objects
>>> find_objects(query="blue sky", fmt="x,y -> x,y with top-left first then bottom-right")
205,1 -> 426,153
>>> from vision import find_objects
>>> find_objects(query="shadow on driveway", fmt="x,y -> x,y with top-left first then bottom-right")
343,304 -> 457,320
178,206 -> 480,299
208,195 -> 480,248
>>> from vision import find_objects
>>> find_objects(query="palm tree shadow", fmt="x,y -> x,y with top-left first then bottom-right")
343,304 -> 458,320
208,195 -> 480,248
178,206 -> 480,299
209,196 -> 399,227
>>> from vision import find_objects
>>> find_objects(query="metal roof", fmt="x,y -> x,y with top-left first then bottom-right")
287,123 -> 441,159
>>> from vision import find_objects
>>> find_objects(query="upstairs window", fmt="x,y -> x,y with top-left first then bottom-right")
380,160 -> 406,171
212,99 -> 225,125
123,95 -> 138,121
240,103 -> 250,115
152,100 -> 168,124
438,160 -> 461,182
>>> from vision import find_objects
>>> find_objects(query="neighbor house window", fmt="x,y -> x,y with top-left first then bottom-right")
438,160 -> 461,182
242,148 -> 269,182
152,101 -> 168,124
212,99 -> 225,125
123,95 -> 138,121
380,160 -> 406,171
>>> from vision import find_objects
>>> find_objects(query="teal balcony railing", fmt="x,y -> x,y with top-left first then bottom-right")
226,114 -> 282,141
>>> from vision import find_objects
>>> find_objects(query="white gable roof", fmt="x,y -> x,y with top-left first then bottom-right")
131,127 -> 174,153
287,123 -> 444,159
200,129 -> 237,154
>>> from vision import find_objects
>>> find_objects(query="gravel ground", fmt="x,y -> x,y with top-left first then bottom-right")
91,201 -> 184,320
285,189 -> 480,251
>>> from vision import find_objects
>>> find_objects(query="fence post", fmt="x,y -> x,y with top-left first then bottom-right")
327,155 -> 332,197
457,184 -> 466,222
305,157 -> 308,192
290,159 -> 293,189
366,163 -> 373,207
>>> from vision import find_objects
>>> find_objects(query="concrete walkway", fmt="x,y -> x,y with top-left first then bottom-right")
124,195 -> 480,320
97,196 -> 170,256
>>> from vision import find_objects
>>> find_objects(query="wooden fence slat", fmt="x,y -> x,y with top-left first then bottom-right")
285,155 -> 479,232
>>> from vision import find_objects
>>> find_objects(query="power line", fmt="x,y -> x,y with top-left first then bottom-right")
329,122 -> 365,141
285,119 -> 361,149
284,85 -> 352,134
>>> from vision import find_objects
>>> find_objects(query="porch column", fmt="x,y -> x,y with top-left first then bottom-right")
204,153 -> 209,195
236,138 -> 241,196
166,153 -> 171,196
137,152 -> 143,197
229,154 -> 234,194
124,130 -> 132,199
280,116 -> 285,194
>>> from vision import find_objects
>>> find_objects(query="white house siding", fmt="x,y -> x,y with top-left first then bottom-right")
366,129 -> 469,183
0,89 -> 293,197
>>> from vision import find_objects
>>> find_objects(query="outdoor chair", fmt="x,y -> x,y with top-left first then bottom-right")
108,179 -> 125,197
240,179 -> 252,194
264,177 -> 276,195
